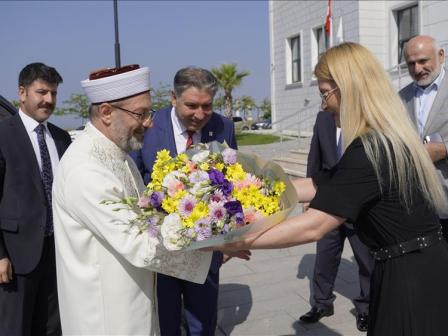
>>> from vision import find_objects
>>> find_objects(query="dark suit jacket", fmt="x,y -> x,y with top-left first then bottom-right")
0,114 -> 71,274
132,106 -> 238,184
131,106 -> 237,273
307,111 -> 338,177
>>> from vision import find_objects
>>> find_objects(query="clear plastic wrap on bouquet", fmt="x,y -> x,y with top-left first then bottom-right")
177,141 -> 299,251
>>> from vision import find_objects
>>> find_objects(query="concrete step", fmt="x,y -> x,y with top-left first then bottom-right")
273,157 -> 307,178
284,168 -> 306,177
287,149 -> 309,161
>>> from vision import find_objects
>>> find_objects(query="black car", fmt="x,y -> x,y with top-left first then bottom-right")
0,95 -> 17,121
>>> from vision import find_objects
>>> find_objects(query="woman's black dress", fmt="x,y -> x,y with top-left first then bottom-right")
310,138 -> 448,336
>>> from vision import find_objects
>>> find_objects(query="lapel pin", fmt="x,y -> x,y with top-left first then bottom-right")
209,131 -> 213,137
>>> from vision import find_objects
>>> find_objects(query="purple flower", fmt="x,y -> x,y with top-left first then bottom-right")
194,218 -> 212,241
150,191 -> 164,208
208,169 -> 225,185
220,179 -> 233,196
209,202 -> 226,221
235,212 -> 245,226
224,200 -> 243,216
147,217 -> 159,238
222,148 -> 237,165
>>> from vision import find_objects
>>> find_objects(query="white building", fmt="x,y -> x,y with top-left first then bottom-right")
269,0 -> 448,134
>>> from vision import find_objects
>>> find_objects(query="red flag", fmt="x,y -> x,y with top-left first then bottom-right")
325,0 -> 332,35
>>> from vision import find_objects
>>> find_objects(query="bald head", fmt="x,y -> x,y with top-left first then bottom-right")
404,35 -> 445,87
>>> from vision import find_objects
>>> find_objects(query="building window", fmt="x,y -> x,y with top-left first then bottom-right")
396,4 -> 418,64
311,26 -> 330,78
315,26 -> 329,59
288,35 -> 301,83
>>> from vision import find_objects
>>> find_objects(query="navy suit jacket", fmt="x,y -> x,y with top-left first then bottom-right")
0,114 -> 71,274
307,111 -> 338,177
132,106 -> 237,184
130,106 -> 237,273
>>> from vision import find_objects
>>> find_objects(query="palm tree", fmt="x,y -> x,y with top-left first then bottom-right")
211,64 -> 250,119
237,95 -> 256,120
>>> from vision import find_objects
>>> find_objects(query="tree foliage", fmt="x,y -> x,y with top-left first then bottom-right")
259,98 -> 271,119
151,82 -> 172,111
211,64 -> 249,119
55,93 -> 90,121
234,95 -> 256,120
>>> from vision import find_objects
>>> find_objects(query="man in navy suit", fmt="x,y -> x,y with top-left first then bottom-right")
0,63 -> 71,335
131,66 -> 237,336
299,111 -> 373,332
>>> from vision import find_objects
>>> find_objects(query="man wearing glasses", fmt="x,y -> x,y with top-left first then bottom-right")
131,66 -> 239,336
52,65 -> 214,335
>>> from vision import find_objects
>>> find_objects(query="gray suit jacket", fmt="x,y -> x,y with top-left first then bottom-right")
399,70 -> 448,216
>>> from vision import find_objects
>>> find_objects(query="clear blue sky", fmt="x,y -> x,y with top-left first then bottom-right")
1,0 -> 270,128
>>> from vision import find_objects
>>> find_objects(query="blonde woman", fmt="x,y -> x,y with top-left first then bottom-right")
216,42 -> 448,335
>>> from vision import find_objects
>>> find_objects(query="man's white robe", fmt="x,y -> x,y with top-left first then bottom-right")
53,123 -> 212,335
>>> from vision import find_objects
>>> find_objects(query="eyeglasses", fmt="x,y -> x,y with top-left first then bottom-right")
111,105 -> 155,122
319,87 -> 339,102
89,64 -> 140,80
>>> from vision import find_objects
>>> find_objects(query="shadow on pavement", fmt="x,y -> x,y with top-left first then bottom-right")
290,320 -> 344,335
217,283 -> 252,335
296,254 -> 361,310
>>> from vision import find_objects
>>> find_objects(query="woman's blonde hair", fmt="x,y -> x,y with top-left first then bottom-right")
314,42 -> 446,211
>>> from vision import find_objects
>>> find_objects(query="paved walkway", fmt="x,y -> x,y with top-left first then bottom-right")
215,142 -> 366,335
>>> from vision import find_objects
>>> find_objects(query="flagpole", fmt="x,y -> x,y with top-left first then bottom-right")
113,0 -> 121,68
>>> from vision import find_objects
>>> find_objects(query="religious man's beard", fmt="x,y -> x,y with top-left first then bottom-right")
116,134 -> 143,152
111,123 -> 144,152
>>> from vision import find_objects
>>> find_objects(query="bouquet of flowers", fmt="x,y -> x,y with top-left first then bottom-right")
111,142 -> 298,251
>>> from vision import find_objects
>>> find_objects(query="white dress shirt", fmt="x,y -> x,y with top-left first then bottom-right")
170,107 -> 202,154
19,109 -> 60,173
414,67 -> 446,136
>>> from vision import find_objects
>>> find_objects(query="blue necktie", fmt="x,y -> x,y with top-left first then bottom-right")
336,133 -> 343,160
35,124 -> 53,236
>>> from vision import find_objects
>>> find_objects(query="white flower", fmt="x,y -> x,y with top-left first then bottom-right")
192,150 -> 210,163
161,213 -> 184,251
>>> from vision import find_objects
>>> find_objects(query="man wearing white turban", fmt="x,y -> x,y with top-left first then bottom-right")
52,64 -> 212,335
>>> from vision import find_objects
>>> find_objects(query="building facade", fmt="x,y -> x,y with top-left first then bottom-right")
269,0 -> 448,134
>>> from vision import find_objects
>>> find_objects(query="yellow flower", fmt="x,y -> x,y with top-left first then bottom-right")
273,181 -> 286,196
199,162 -> 209,171
225,163 -> 245,181
215,162 -> 224,171
162,197 -> 178,214
188,201 -> 209,223
182,218 -> 195,228
173,190 -> 187,201
156,149 -> 172,162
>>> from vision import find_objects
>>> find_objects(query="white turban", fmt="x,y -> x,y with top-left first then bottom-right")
81,66 -> 150,104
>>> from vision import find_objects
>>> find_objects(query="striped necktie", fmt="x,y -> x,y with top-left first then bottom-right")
185,130 -> 195,150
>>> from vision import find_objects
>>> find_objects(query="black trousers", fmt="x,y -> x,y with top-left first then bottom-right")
312,223 -> 374,315
0,237 -> 61,336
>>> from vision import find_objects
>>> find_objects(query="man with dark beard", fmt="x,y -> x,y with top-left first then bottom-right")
52,64 -> 214,335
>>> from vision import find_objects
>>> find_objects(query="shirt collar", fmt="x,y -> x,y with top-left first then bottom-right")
414,67 -> 445,93
170,106 -> 197,136
19,109 -> 49,134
